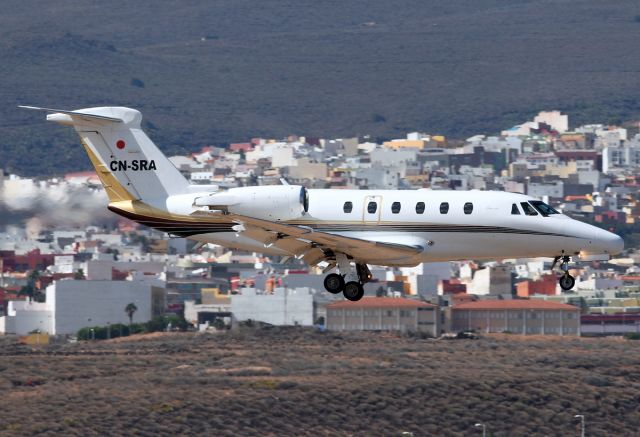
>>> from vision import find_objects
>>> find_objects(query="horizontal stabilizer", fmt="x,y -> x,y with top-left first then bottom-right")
19,105 -> 124,123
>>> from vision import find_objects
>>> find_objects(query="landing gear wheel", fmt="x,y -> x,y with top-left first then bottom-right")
343,281 -> 364,301
559,273 -> 575,291
324,273 -> 345,294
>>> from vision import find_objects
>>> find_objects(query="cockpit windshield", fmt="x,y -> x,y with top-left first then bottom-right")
529,200 -> 560,216
520,202 -> 538,216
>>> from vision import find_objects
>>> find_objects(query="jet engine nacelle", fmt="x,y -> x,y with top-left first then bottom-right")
193,185 -> 309,221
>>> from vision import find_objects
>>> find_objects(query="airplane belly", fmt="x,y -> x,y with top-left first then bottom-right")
418,232 -> 587,262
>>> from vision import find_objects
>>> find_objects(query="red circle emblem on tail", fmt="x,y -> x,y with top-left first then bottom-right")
116,140 -> 126,149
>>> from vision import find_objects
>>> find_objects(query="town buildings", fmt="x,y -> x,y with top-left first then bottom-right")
450,300 -> 581,336
1,108 -> 639,338
326,297 -> 440,336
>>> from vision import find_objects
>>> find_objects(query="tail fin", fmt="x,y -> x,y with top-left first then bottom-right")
20,106 -> 189,203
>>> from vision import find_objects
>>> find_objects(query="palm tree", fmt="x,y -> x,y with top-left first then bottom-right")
125,303 -> 137,326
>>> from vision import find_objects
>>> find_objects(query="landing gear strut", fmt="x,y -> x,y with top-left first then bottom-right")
552,255 -> 576,291
323,254 -> 371,301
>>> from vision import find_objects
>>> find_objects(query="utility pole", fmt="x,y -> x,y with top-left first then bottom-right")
574,414 -> 585,437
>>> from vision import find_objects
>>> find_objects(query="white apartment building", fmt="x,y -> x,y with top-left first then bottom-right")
0,279 -> 165,335
231,287 -> 315,326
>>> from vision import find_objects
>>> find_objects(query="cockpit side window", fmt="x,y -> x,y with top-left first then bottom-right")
511,203 -> 521,215
529,200 -> 559,217
520,202 -> 538,216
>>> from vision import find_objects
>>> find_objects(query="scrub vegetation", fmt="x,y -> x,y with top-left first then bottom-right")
2,1 -> 640,175
1,328 -> 639,435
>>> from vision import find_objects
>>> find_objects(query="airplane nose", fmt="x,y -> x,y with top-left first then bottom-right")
594,228 -> 624,255
610,233 -> 624,255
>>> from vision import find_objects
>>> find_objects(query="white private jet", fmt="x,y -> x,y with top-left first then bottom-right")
21,106 -> 624,301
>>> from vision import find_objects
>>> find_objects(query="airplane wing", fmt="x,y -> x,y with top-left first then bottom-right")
205,212 -> 425,265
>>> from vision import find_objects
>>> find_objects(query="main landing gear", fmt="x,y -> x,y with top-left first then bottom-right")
552,255 -> 576,291
323,254 -> 372,301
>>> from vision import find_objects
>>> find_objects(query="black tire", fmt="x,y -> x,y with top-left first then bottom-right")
343,281 -> 364,301
559,273 -> 575,291
324,273 -> 345,294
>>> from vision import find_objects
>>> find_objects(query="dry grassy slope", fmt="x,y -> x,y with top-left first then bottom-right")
0,329 -> 639,436
1,1 -> 640,175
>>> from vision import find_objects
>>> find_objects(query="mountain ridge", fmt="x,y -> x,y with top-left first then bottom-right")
2,1 -> 640,175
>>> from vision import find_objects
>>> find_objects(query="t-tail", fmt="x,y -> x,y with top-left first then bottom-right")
19,106 -> 190,204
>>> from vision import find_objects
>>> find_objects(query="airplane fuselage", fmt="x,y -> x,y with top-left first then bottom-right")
177,189 -> 623,266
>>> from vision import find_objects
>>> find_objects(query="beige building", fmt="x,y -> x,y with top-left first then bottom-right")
326,297 -> 440,336
466,265 -> 512,296
288,157 -> 328,181
534,110 -> 569,133
451,300 -> 580,336
382,139 -> 427,150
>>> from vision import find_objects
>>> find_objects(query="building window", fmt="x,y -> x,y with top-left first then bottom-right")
463,202 -> 473,214
343,201 -> 353,213
391,202 -> 401,214
368,202 -> 377,214
440,202 -> 449,214
511,203 -> 520,215
416,202 -> 425,214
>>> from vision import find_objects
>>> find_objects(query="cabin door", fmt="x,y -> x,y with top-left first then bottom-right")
362,195 -> 382,224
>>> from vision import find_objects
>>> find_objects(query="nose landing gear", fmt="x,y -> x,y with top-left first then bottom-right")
559,273 -> 575,291
323,254 -> 371,301
552,255 -> 576,291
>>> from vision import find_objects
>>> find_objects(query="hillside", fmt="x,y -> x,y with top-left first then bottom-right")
1,1 -> 640,175
1,329 -> 639,435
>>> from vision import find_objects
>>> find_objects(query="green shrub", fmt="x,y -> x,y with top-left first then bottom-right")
145,317 -> 168,333
76,315 -> 190,341
129,323 -> 147,335
109,323 -> 130,338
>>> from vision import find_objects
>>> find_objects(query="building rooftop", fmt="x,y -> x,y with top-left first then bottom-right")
327,297 -> 436,309
455,300 -> 579,311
